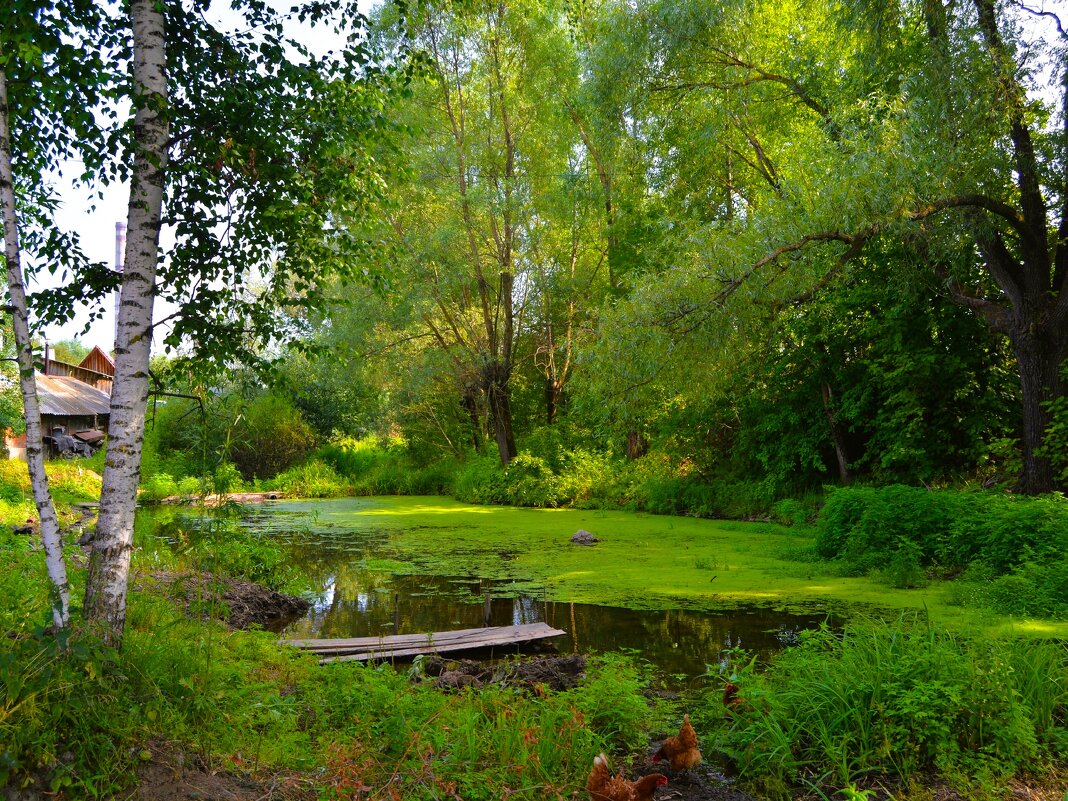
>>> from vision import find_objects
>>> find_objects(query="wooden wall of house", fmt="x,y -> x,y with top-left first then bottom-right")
79,347 -> 115,377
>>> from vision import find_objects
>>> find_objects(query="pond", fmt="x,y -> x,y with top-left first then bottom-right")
141,496 -> 849,684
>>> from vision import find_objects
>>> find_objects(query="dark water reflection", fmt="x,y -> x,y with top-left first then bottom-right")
288,571 -> 828,681
142,504 -> 837,684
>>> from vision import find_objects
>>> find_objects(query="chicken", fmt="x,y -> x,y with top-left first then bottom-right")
723,680 -> 743,716
586,753 -> 668,801
630,773 -> 669,801
652,714 -> 702,771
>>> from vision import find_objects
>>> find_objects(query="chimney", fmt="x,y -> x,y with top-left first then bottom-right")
114,222 -> 126,348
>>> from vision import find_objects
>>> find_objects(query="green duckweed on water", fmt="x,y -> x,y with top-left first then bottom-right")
242,496 -> 1068,638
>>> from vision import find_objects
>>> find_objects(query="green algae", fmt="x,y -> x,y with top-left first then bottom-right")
260,496 -> 1068,638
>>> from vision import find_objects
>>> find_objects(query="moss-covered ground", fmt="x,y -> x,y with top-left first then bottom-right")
253,496 -> 1068,639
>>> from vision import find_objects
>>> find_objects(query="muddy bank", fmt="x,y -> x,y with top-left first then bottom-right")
420,652 -> 588,692
128,742 -> 315,801
139,570 -> 309,630
155,491 -> 285,506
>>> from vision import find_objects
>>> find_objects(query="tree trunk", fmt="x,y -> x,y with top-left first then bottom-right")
546,377 -> 564,424
484,360 -> 516,466
625,430 -> 648,460
84,0 -> 168,647
1010,327 -> 1066,494
0,68 -> 71,629
461,381 -> 484,452
820,380 -> 852,484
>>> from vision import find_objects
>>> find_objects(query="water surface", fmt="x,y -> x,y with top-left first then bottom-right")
144,496 -> 843,682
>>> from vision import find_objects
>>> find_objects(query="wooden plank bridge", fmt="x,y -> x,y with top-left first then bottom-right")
284,622 -> 567,664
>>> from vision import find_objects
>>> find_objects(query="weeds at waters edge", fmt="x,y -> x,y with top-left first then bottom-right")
706,616 -> 1068,800
317,654 -> 651,801
1,524 -> 658,799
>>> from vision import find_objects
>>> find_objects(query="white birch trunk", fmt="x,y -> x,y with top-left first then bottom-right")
0,68 -> 71,629
84,0 -> 168,646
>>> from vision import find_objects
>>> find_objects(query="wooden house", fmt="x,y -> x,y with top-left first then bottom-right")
5,348 -> 114,459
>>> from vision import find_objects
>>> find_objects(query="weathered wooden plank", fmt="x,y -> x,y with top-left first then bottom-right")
319,625 -> 567,664
282,622 -> 567,663
286,624 -> 506,651
287,622 -> 561,654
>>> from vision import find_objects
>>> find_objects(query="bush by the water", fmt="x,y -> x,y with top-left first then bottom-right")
711,620 -> 1068,797
816,485 -> 1068,575
318,436 -> 455,496
268,460 -> 350,498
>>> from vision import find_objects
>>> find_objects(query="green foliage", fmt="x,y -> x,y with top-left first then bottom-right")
984,559 -> 1068,619
228,394 -> 318,481
1041,388 -> 1068,487
140,473 -> 180,503
0,537 -> 657,801
0,460 -> 100,508
211,462 -> 244,496
816,486 -> 1068,577
268,460 -> 350,499
0,326 -> 23,440
318,436 -> 455,496
314,653 -> 651,801
570,654 -> 653,752
711,621 -> 1068,797
144,512 -> 302,593
48,338 -> 89,365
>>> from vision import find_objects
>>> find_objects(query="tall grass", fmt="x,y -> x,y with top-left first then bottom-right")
710,618 -> 1068,798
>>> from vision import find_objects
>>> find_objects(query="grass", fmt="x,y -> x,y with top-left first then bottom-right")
249,496 -> 1068,638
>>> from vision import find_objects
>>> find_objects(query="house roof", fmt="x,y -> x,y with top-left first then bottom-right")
36,373 -> 111,418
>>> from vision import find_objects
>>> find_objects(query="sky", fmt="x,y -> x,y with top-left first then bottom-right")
37,0 -> 372,354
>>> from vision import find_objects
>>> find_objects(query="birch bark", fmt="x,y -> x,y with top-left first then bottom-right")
83,0 -> 168,646
0,68 -> 71,629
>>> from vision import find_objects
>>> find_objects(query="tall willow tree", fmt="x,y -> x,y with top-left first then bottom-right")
588,0 -> 1068,493
371,0 -> 606,464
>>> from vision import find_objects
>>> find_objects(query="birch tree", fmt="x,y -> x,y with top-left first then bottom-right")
82,0 -> 169,641
0,0 -> 116,629
5,0 -> 395,646
77,0 -> 395,646
0,68 -> 70,629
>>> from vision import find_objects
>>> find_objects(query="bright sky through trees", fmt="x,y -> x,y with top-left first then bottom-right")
37,0 -> 370,351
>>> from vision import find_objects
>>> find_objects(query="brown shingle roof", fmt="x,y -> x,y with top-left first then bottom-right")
36,374 -> 111,417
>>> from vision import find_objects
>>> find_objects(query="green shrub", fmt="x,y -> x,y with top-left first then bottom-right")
140,473 -> 180,503
816,486 -> 1068,577
770,498 -> 813,527
212,462 -> 243,495
504,454 -> 560,508
985,558 -> 1068,619
229,394 -> 318,480
269,460 -> 350,499
452,455 -> 509,505
316,436 -> 455,497
177,476 -> 202,496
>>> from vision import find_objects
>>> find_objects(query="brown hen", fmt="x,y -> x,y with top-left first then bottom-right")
652,714 -> 702,771
586,753 -> 668,801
